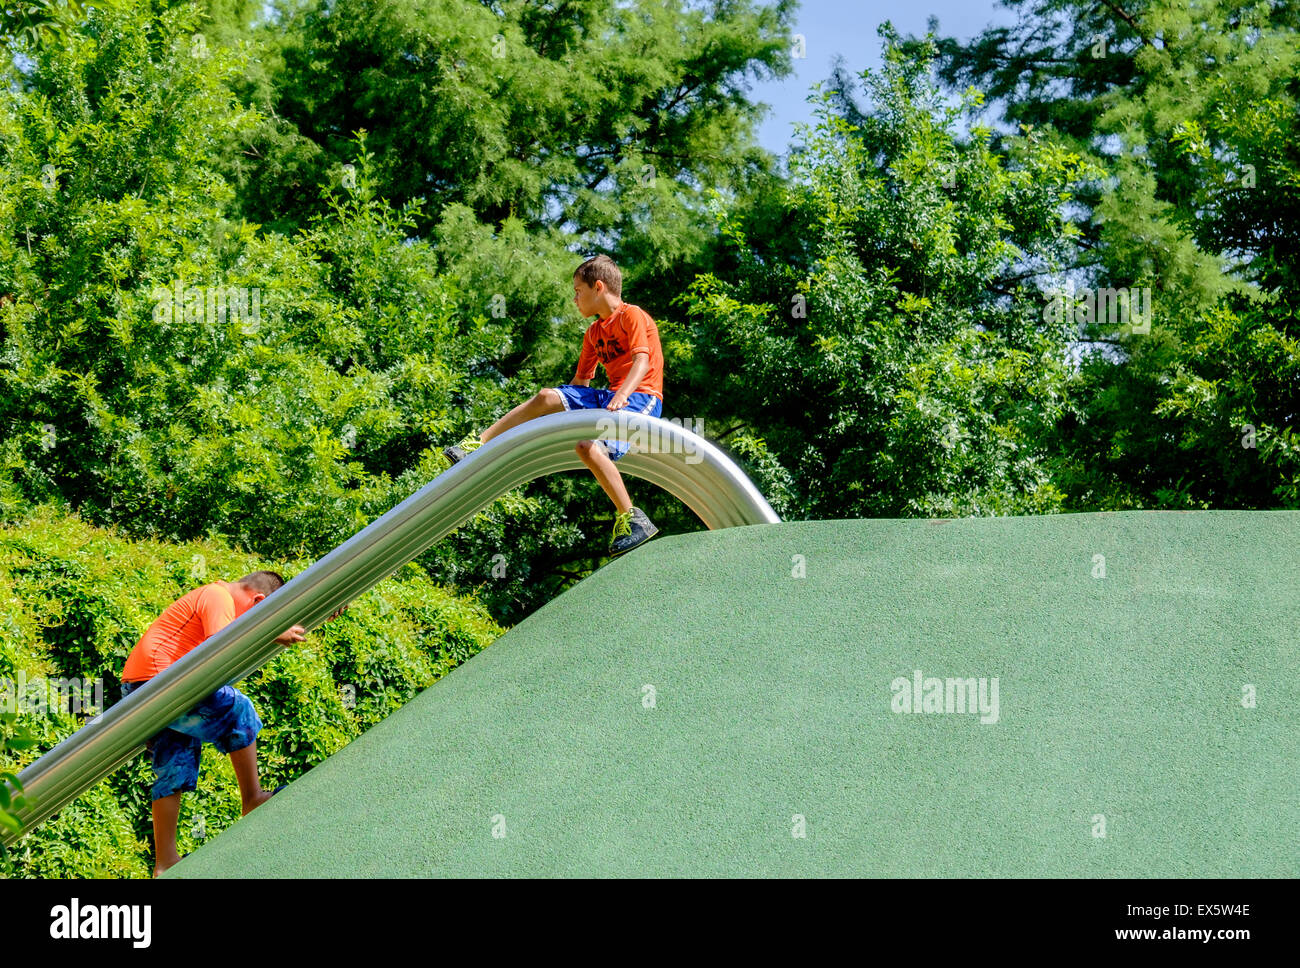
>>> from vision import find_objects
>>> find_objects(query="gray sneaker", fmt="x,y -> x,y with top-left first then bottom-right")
443,434 -> 483,466
609,507 -> 659,557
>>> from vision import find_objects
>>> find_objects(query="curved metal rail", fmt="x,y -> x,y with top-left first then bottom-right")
1,410 -> 779,843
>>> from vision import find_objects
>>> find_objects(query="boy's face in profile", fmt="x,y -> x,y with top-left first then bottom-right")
573,277 -> 602,318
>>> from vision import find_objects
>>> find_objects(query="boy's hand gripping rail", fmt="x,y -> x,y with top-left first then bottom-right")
1,409 -> 780,844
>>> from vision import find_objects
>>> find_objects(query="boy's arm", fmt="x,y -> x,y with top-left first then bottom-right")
197,584 -> 304,645
607,352 -> 649,409
572,324 -> 597,388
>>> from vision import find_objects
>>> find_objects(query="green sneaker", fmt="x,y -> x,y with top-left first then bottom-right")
609,506 -> 658,557
443,434 -> 483,465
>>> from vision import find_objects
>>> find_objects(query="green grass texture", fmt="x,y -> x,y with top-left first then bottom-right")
170,511 -> 1299,877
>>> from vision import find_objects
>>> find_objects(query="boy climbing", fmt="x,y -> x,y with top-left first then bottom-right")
120,571 -> 306,876
444,255 -> 665,556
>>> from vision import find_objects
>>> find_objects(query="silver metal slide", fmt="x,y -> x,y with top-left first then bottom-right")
1,409 -> 780,844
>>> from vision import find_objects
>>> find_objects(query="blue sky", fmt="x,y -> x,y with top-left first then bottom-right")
749,0 -> 1019,159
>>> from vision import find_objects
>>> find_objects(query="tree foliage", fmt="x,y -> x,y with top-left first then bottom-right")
912,0 -> 1300,508
227,0 -> 794,269
676,33 -> 1091,518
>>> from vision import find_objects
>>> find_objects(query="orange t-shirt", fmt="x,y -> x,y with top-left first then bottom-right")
121,583 -> 236,682
575,303 -> 664,400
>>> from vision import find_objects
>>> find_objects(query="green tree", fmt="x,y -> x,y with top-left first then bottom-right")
0,2 -> 677,621
0,0 -> 85,52
227,0 -> 794,269
0,5 -> 468,558
677,31 -> 1092,519
914,0 -> 1300,508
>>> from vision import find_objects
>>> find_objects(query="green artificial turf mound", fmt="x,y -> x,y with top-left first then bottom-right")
170,511 -> 1299,877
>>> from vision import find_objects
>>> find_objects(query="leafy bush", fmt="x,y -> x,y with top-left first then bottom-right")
0,505 -> 503,878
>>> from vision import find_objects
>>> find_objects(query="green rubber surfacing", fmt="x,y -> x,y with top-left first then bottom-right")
171,511 -> 1299,877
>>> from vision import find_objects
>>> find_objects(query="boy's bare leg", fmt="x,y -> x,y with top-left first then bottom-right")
481,389 -> 565,444
576,440 -> 634,513
229,741 -> 273,814
152,793 -> 183,877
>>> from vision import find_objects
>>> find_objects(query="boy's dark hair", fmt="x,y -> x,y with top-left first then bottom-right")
237,571 -> 285,596
574,255 -> 622,298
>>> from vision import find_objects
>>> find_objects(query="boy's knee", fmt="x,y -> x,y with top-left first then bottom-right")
536,388 -> 562,409
575,439 -> 600,459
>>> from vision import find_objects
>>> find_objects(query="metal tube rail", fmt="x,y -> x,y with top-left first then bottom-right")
2,410 -> 779,843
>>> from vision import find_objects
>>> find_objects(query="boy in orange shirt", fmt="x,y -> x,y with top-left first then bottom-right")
444,255 -> 664,556
120,571 -> 306,876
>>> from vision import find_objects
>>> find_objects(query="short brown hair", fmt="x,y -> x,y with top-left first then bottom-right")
238,571 -> 285,596
574,255 -> 622,298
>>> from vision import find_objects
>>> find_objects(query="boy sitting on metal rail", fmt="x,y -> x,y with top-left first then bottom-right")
120,571 -> 306,877
444,254 -> 665,557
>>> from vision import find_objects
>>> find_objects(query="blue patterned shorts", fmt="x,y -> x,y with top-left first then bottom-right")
554,384 -> 663,461
120,680 -> 263,801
